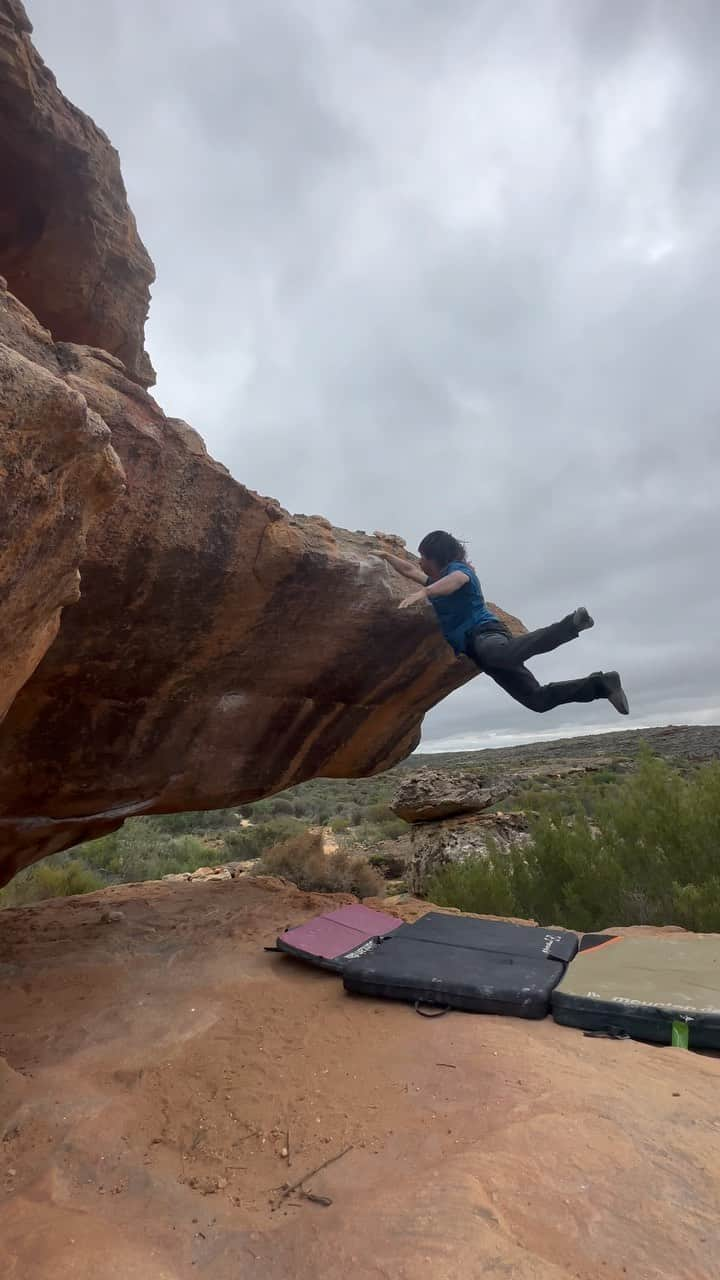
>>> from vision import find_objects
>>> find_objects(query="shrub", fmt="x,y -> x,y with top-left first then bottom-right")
222,817 -> 308,861
81,825 -> 211,883
369,848 -> 409,880
259,816 -> 307,844
0,859 -> 104,908
427,753 -> 720,932
376,816 -> 408,841
271,798 -> 295,816
365,802 -> 394,824
254,831 -> 383,898
149,809 -> 237,834
222,828 -> 264,858
426,844 -> 524,920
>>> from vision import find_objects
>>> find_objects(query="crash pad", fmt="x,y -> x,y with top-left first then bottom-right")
342,912 -> 578,1017
552,933 -> 720,1048
276,904 -> 402,972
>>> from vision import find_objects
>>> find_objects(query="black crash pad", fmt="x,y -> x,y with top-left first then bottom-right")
342,912 -> 578,1018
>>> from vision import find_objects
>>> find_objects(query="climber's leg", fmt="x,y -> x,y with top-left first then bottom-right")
471,608 -> 592,671
485,664 -> 617,714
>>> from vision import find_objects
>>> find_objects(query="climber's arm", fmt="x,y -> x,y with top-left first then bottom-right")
377,551 -> 428,585
397,569 -> 469,610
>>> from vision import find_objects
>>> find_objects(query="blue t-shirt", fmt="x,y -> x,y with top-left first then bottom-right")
429,561 -> 498,655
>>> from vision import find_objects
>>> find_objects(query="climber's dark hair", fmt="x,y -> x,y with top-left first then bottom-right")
418,530 -> 467,568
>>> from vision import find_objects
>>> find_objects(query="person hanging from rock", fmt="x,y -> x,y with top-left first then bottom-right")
378,530 -> 629,716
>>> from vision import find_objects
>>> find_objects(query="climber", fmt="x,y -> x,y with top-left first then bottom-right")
378,530 -> 629,716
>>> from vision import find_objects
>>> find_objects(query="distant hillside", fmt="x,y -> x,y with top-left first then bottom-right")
413,724 -> 720,776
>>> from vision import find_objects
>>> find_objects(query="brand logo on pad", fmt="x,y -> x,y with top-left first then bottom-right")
343,940 -> 377,960
542,933 -> 563,954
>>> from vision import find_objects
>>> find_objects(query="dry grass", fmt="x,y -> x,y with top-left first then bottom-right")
254,830 -> 383,899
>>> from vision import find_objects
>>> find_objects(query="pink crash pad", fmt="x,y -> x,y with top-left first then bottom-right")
275,904 -> 402,971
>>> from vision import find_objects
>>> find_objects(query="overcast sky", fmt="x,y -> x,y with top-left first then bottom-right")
28,0 -> 720,750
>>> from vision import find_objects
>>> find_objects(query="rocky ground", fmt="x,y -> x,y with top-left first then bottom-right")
2,875 -> 719,1279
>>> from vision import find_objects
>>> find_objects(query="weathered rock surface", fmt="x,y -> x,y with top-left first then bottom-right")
0,285 -> 125,726
407,810 -> 530,893
1,876 -> 719,1280
392,767 -> 507,822
392,768 -> 526,892
0,285 -> 520,883
0,1 -> 155,387
0,7 -> 524,886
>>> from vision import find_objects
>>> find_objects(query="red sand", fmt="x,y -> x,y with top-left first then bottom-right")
2,876 -> 719,1279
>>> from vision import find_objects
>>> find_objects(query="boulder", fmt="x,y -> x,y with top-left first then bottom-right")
0,280 -> 523,887
392,768 -> 509,823
0,1 -> 155,386
0,296 -> 124,725
188,866 -> 233,883
0,8 -> 524,887
407,811 -> 530,895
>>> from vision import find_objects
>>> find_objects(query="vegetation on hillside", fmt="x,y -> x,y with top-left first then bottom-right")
4,737 -> 720,931
0,784 -> 407,908
428,753 -> 720,932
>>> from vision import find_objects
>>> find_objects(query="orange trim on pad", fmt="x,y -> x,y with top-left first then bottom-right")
581,935 -> 624,955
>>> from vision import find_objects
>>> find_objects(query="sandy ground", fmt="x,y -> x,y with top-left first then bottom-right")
1,876 -> 719,1279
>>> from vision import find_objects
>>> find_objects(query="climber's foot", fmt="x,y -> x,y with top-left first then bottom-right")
602,671 -> 629,715
573,606 -> 594,633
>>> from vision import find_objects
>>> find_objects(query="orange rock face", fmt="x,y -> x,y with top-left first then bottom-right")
0,284 -> 125,726
0,1 -> 523,885
0,1 -> 155,387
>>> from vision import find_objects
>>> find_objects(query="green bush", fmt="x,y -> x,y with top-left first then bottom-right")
377,816 -> 408,841
353,816 -> 407,846
222,828 -> 263,858
271,798 -> 295,816
427,753 -> 720,932
81,825 -> 211,883
0,859 -> 104,908
224,817 -> 307,858
254,831 -> 383,899
365,802 -> 395,823
369,848 -> 408,880
149,809 -> 238,834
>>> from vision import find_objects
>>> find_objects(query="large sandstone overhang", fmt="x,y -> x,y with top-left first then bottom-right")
0,1 -> 522,886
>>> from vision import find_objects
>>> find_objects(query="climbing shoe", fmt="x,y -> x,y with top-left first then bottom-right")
572,606 -> 594,632
602,671 -> 629,715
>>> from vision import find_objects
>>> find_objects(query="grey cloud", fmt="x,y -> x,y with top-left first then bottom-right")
27,0 -> 720,749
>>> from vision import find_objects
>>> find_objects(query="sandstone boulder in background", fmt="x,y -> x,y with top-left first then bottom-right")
406,811 -> 530,895
391,768 -> 509,823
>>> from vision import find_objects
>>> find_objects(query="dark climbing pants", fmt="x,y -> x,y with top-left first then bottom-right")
470,615 -> 605,714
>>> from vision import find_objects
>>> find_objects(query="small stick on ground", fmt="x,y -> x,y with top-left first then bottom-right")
436,1063 -> 457,1069
275,1145 -> 353,1208
301,1190 -> 333,1207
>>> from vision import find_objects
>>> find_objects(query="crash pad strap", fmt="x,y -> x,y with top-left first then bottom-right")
414,1002 -> 450,1018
